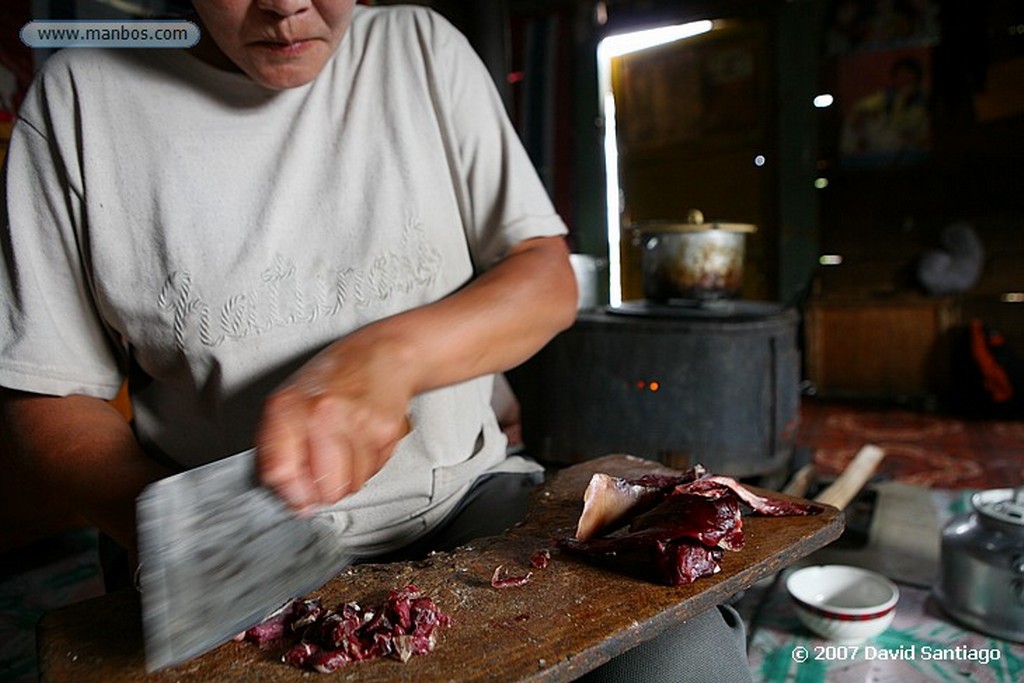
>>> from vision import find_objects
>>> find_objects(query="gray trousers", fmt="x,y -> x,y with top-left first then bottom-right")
365,470 -> 753,683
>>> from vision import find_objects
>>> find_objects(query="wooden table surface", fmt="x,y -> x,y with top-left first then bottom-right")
38,454 -> 844,682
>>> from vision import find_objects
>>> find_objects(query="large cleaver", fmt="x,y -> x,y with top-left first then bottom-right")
136,449 -> 352,672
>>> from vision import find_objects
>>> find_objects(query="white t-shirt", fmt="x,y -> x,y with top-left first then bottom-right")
0,6 -> 566,554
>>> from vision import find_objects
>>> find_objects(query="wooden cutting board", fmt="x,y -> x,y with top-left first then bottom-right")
38,454 -> 843,682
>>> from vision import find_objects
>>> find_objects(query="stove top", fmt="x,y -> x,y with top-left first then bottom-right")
607,299 -> 787,321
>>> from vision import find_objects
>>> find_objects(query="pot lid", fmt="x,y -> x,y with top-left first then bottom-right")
633,208 -> 757,234
973,488 -> 1024,527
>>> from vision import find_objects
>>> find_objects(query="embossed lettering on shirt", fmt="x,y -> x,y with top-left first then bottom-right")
157,220 -> 443,351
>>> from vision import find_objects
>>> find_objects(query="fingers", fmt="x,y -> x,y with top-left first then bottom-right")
256,392 -> 320,516
257,388 -> 409,514
307,397 -> 353,502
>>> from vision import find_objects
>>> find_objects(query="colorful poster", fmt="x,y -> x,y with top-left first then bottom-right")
838,47 -> 932,166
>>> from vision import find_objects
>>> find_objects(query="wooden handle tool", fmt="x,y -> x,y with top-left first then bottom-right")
782,463 -> 818,499
813,444 -> 885,510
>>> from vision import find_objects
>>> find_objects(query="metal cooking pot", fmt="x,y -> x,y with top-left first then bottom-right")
636,209 -> 756,302
934,488 -> 1024,642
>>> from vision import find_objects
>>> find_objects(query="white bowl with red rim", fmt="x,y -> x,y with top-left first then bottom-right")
786,565 -> 899,643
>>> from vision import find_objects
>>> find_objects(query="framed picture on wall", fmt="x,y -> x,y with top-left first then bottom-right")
837,46 -> 932,167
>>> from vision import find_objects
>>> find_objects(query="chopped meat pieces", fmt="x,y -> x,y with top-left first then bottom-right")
530,548 -> 551,569
560,466 -> 823,586
491,565 -> 533,589
243,598 -> 317,645
281,642 -> 320,668
312,649 -> 351,673
242,585 -> 451,673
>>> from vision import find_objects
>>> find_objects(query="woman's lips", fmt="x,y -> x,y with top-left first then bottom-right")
251,38 -> 317,57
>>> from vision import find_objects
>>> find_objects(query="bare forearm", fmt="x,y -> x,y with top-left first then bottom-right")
0,389 -> 172,549
344,235 -> 578,396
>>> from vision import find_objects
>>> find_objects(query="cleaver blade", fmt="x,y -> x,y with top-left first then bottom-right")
136,448 -> 351,672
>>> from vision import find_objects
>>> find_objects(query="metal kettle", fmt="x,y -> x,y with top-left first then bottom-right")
934,488 -> 1024,642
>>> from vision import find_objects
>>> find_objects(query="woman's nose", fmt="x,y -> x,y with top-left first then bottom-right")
255,0 -> 310,18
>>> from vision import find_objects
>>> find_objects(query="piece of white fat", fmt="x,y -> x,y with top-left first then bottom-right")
575,473 -> 652,541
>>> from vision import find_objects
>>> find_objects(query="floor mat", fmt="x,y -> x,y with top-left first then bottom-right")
799,400 -> 1024,489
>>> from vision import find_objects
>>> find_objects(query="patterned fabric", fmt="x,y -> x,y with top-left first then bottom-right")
748,574 -> 1024,682
745,491 -> 1024,682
